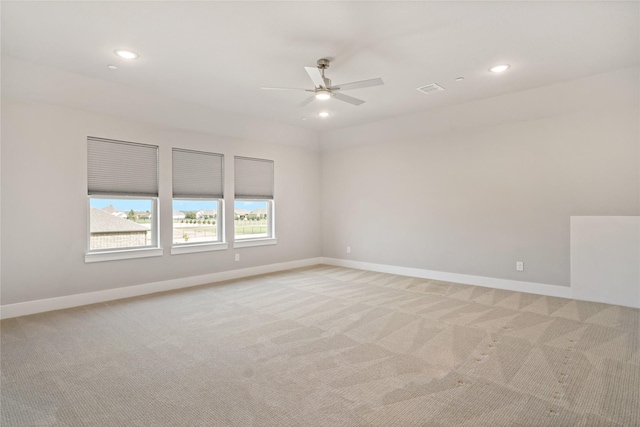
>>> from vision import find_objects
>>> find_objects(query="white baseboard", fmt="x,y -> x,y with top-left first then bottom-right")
0,257 -> 323,319
321,257 -> 572,299
5,255 -> 632,320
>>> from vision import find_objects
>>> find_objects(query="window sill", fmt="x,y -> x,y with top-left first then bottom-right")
85,247 -> 163,263
171,242 -> 228,255
233,238 -> 277,248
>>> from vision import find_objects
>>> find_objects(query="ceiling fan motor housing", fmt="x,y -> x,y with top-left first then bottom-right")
317,58 -> 330,69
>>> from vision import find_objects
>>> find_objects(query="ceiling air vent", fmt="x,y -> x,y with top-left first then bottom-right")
417,83 -> 445,95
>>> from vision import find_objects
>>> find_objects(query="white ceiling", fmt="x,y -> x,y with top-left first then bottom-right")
2,1 -> 639,132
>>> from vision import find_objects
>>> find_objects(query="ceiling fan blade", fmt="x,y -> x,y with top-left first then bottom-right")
261,87 -> 311,91
298,95 -> 316,107
333,92 -> 365,106
331,78 -> 384,91
304,66 -> 327,88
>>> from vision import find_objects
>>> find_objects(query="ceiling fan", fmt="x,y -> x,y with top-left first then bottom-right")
261,58 -> 384,106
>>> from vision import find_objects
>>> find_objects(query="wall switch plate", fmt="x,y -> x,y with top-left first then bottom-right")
235,254 -> 240,262
347,246 -> 351,254
516,261 -> 524,271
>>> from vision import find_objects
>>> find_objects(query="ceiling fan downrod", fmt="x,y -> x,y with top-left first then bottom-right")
317,58 -> 331,88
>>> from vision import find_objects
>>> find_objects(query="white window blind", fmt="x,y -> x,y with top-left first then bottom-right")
234,156 -> 274,199
88,137 -> 158,197
172,148 -> 224,198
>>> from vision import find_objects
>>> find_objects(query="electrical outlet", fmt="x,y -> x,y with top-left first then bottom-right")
516,261 -> 524,271
347,246 -> 351,254
235,254 -> 240,262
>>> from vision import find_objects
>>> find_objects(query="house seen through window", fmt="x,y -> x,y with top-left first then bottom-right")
89,199 -> 154,250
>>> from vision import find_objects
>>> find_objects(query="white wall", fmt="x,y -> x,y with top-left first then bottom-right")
321,68 -> 639,290
1,97 -> 322,305
571,216 -> 639,308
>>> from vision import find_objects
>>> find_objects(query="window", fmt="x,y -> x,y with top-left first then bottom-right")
172,148 -> 226,254
234,156 -> 275,246
234,199 -> 272,239
89,198 -> 154,250
86,137 -> 160,261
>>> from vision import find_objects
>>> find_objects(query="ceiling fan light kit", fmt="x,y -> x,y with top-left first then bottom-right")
261,58 -> 384,107
315,90 -> 331,100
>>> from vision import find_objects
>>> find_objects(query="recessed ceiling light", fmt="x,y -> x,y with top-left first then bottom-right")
489,64 -> 510,73
107,65 -> 118,70
455,77 -> 464,82
301,117 -> 307,120
318,111 -> 330,118
315,90 -> 331,100
114,50 -> 139,59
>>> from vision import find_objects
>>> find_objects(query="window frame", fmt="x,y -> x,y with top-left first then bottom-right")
233,155 -> 276,248
86,136 -> 161,263
85,195 -> 162,263
170,147 -> 226,255
170,198 -> 228,255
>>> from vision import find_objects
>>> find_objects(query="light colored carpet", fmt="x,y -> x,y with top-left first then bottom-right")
1,265 -> 639,426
